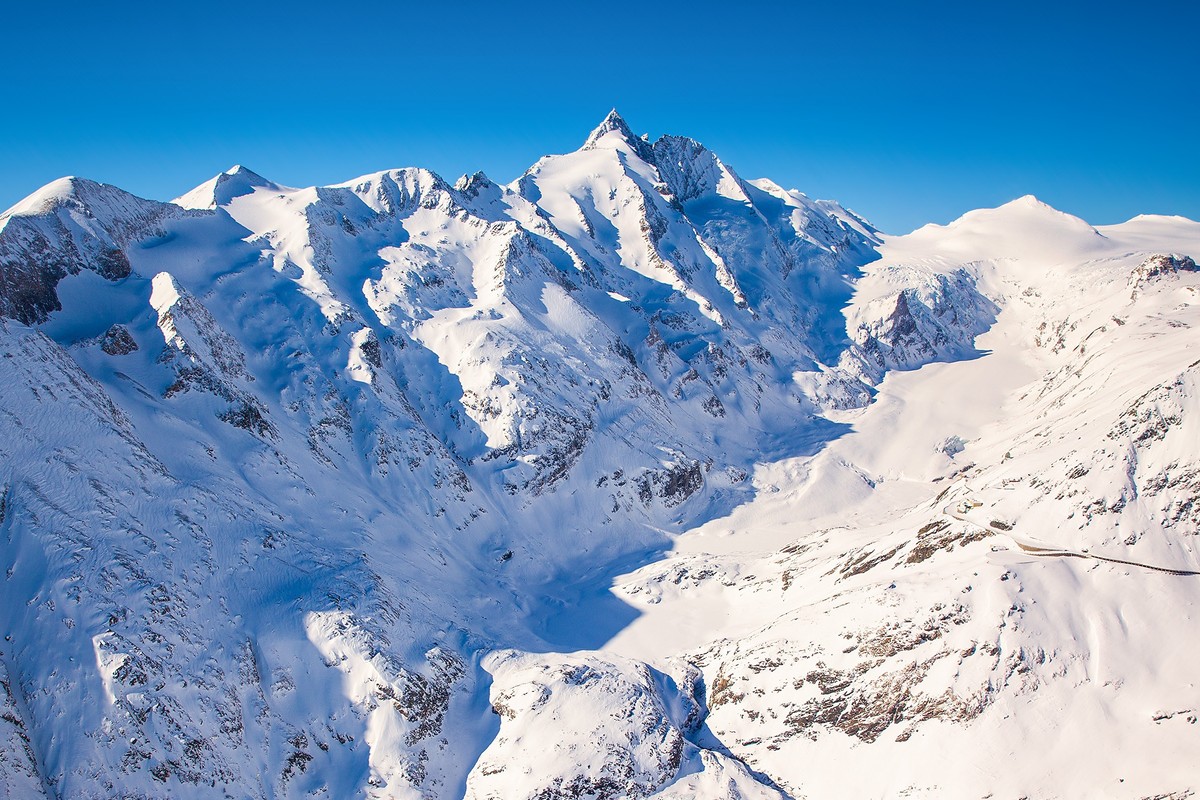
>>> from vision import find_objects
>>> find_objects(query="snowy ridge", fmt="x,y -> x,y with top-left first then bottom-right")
0,113 -> 1199,798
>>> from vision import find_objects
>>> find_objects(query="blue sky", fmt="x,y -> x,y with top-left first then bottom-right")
2,0 -> 1195,233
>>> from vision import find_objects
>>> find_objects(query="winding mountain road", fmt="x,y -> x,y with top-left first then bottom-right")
943,495 -> 1200,577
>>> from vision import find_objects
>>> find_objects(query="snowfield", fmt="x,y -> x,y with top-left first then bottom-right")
1,111 -> 1199,799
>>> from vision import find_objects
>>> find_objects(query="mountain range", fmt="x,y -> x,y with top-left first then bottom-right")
1,111 -> 1199,799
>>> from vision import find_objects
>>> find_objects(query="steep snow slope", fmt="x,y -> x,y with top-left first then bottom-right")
0,112 -> 1197,799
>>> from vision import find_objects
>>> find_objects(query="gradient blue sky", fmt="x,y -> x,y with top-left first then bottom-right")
2,0 -> 1195,233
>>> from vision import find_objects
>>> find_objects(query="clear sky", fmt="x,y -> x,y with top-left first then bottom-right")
2,0 -> 1195,233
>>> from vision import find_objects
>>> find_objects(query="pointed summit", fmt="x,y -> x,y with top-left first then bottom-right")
583,109 -> 634,147
582,109 -> 655,162
173,165 -> 277,210
455,170 -> 494,197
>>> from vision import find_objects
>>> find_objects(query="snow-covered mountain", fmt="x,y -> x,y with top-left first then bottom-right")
1,111 -> 1198,799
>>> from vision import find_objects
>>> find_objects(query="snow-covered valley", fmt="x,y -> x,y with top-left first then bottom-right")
1,111 -> 1198,799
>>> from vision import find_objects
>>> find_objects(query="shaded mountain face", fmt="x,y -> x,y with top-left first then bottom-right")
1,112 -> 1199,799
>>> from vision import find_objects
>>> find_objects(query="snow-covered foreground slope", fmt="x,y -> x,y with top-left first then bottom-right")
1,113 -> 1198,798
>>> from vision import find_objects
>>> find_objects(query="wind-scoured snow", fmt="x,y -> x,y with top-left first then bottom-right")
0,111 -> 1198,799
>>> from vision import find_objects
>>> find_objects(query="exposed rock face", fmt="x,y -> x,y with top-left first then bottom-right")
1129,252 -> 1198,297
849,267 -> 999,380
99,324 -> 138,356
0,178 -> 173,324
0,658 -> 44,799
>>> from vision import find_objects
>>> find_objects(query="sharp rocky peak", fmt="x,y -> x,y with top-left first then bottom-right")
455,170 -> 499,202
582,108 -> 656,163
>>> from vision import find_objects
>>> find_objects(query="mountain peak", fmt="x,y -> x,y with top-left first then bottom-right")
455,170 -> 497,200
173,165 -> 276,210
1,177 -> 166,227
1005,194 -> 1052,211
584,109 -> 632,144
2,176 -> 101,218
582,109 -> 655,162
223,164 -> 263,180
987,194 -> 1100,230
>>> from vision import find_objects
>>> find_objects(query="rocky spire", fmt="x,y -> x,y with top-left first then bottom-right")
581,109 -> 656,163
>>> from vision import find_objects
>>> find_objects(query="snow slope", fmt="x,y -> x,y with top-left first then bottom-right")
1,112 -> 1198,799
609,199 -> 1200,799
